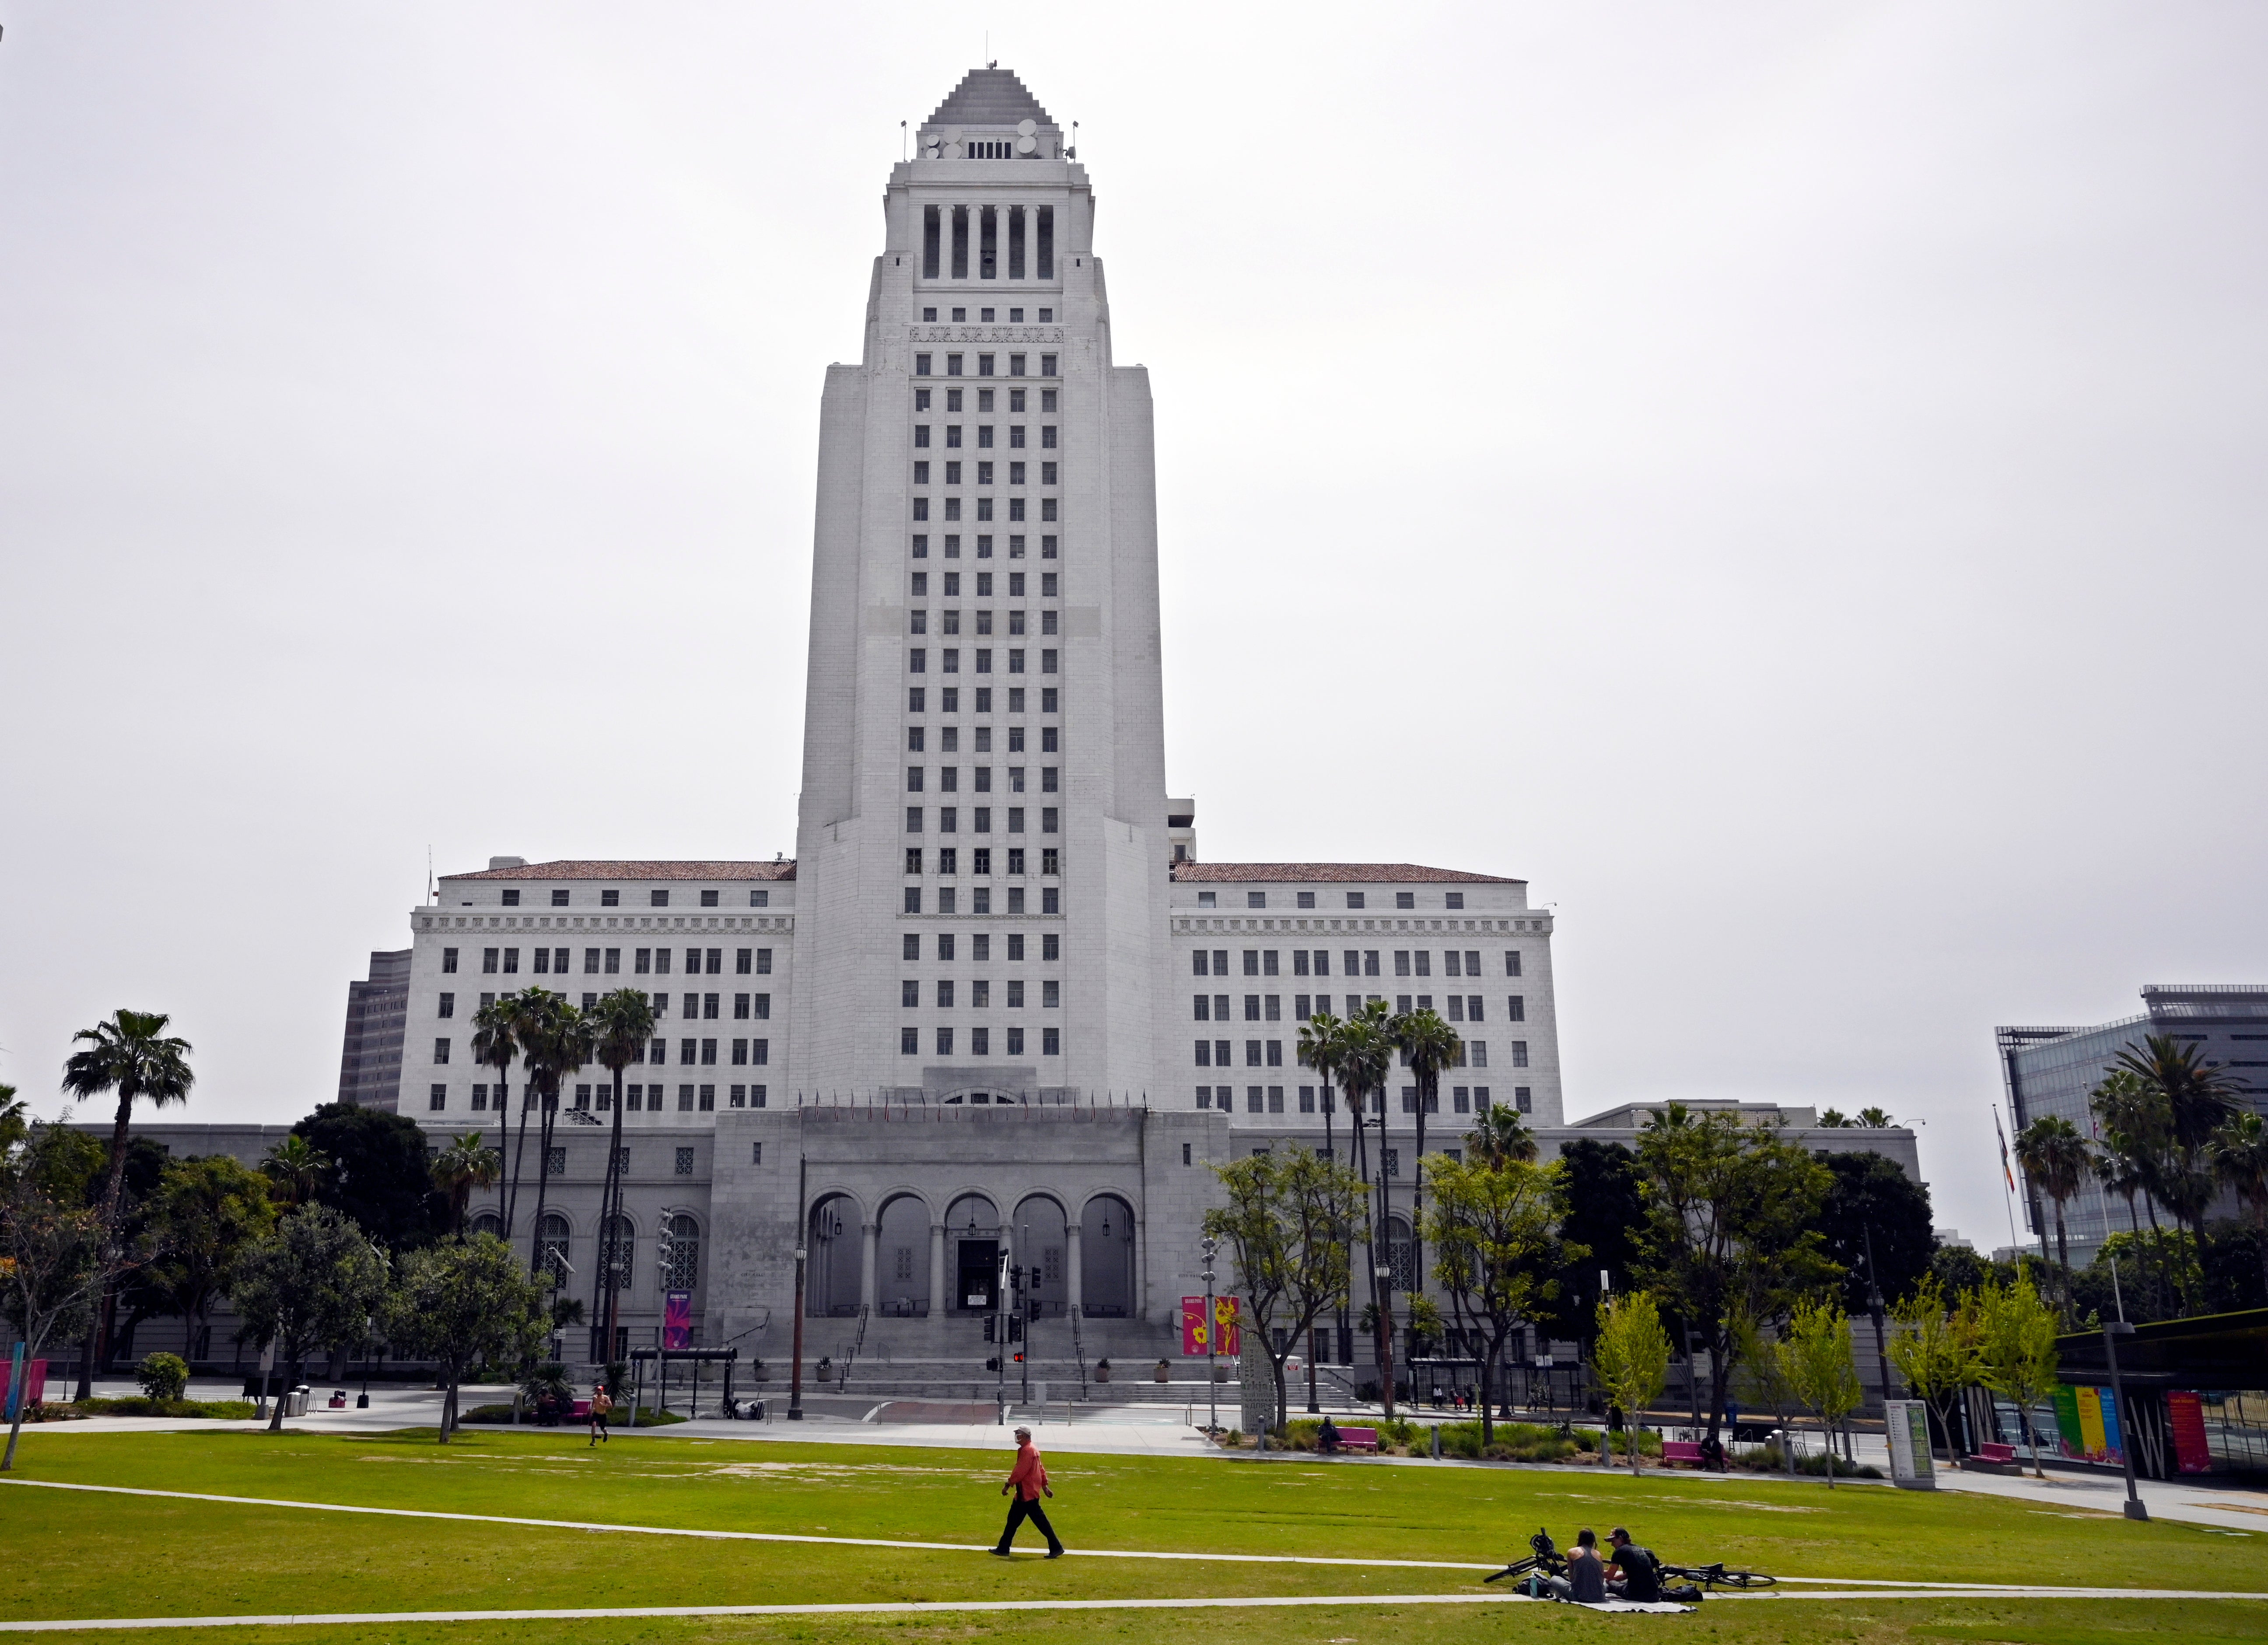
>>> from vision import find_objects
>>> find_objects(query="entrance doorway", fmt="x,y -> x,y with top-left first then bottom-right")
957,1240 -> 1001,1311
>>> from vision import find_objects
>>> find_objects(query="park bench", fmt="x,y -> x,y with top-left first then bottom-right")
572,1400 -> 592,1419
1662,1441 -> 1706,1467
1970,1442 -> 2018,1466
1332,1426 -> 1381,1453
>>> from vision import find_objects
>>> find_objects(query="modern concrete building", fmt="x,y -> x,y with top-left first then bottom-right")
335,949 -> 410,1110
1998,983 -> 2268,1262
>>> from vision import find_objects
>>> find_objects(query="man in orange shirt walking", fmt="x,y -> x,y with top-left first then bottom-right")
990,1425 -> 1065,1558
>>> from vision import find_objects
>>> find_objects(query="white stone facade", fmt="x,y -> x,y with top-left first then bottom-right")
388,70 -> 1566,1373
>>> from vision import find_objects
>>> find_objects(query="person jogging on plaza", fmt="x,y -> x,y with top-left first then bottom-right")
990,1426 -> 1064,1558
588,1382 -> 613,1446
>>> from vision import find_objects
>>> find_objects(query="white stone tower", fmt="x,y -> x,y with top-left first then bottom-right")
788,69 -> 1171,1106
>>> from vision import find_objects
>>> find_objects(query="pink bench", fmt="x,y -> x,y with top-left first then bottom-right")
1332,1426 -> 1380,1453
1662,1441 -> 1705,1466
1971,1442 -> 2017,1466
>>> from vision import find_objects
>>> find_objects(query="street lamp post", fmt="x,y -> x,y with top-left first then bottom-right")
2104,1317 -> 2148,1522
788,1157 -> 809,1421
1201,1235 -> 1218,1435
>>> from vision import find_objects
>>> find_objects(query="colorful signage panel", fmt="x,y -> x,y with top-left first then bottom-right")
2168,1391 -> 2212,1474
1180,1294 -> 1240,1357
663,1289 -> 693,1350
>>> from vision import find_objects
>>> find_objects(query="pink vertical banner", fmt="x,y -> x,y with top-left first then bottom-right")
663,1290 -> 692,1350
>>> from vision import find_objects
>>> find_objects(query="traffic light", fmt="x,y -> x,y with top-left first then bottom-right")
1012,1350 -> 1024,1364
1011,1265 -> 1025,1294
983,1317 -> 996,1342
1008,1316 -> 1024,1342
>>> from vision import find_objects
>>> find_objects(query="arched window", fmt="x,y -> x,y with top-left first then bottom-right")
469,1212 -> 504,1243
598,1214 -> 635,1292
662,1213 -> 700,1291
538,1211 -> 571,1284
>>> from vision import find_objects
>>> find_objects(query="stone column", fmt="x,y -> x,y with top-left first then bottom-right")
1064,1218 -> 1083,1317
859,1221 -> 878,1314
1133,1217 -> 1148,1322
928,1222 -> 947,1317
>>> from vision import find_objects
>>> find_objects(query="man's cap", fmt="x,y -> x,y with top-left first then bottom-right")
1610,1526 -> 1630,1541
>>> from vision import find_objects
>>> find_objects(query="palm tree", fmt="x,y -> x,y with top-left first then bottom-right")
60,1009 -> 195,1396
2114,1034 -> 2244,1252
469,993 -> 526,1235
586,988 -> 657,1365
430,1132 -> 501,1237
1856,1107 -> 1895,1128
1328,999 -> 1397,1413
260,1134 -> 332,1211
2013,1116 -> 2088,1322
518,993 -> 592,1281
1388,1006 -> 1462,1305
1298,1010 -> 1351,1359
2210,1111 -> 2268,1296
1467,1103 -> 1537,1166
2091,1069 -> 2176,1315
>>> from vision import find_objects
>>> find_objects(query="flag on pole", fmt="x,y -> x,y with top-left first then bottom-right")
1994,1106 -> 2017,1191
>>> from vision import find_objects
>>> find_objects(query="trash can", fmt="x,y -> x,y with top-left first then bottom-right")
284,1386 -> 311,1418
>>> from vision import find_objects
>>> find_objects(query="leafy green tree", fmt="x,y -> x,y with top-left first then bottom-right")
430,1133 -> 501,1239
2013,1116 -> 2089,1322
292,1104 -> 446,1254
1388,1006 -> 1463,1295
141,1154 -> 276,1360
1729,1309 -> 1800,1476
587,987 -> 657,1358
1855,1107 -> 1896,1128
1592,1291 -> 1671,1475
385,1232 -> 550,1441
230,1205 -> 390,1432
0,1086 -> 26,1156
1816,1109 -> 1849,1128
1531,1139 -> 1642,1359
1466,1102 -> 1538,1166
1813,1149 -> 1936,1317
60,1009 -> 195,1396
1886,1274 -> 1979,1467
1,1124 -> 105,1470
1424,1150 -> 1576,1443
2089,1069 -> 2177,1313
1970,1274 -> 2062,1478
1630,1103 -> 1836,1453
1778,1298 -> 1863,1485
1204,1144 -> 1366,1432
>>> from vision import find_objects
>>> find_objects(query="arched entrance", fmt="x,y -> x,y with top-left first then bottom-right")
1012,1194 -> 1069,1318
945,1193 -> 1002,1312
1079,1194 -> 1136,1318
806,1193 -> 862,1317
876,1193 -> 933,1318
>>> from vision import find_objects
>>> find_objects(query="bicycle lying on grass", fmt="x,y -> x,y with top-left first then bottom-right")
1483,1530 -> 1778,1604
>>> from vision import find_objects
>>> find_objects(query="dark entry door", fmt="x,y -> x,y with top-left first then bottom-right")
957,1240 -> 1000,1311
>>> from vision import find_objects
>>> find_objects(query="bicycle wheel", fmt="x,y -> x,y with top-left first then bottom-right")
1714,1571 -> 1775,1590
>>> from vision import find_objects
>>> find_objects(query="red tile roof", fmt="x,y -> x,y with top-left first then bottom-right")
443,859 -> 797,882
1170,863 -> 1522,885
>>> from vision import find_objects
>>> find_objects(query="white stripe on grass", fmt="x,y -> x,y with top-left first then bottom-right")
4,1589 -> 2268,1635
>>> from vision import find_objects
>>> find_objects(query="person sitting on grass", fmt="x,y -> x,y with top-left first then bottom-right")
1605,1527 -> 1662,1603
1551,1529 -> 1607,1603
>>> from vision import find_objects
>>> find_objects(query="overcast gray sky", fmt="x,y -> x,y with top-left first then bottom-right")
3,3 -> 2263,1253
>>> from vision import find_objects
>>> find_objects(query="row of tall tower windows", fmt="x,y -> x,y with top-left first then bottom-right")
915,352 -> 1055,377
924,204 -> 1055,281
911,535 -> 1057,560
905,1026 -> 1061,1056
910,572 -> 1055,597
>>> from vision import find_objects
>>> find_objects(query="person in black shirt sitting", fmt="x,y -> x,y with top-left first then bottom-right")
1605,1527 -> 1662,1603
1317,1416 -> 1341,1454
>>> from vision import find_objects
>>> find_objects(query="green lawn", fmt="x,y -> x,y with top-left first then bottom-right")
0,1427 -> 2262,1644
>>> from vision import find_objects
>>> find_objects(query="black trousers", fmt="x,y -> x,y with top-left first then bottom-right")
996,1495 -> 1062,1553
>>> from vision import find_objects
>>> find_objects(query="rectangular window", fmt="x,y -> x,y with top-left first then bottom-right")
751,1039 -> 769,1065
901,1026 -> 919,1055
1194,1040 -> 1212,1065
1243,994 -> 1260,1020
1510,1041 -> 1529,1068
501,948 -> 520,974
1043,1027 -> 1060,1055
432,1037 -> 451,1064
1295,994 -> 1311,1020
1297,892 -> 1315,909
1347,893 -> 1365,910
731,1038 -> 747,1065
428,1084 -> 447,1111
1448,996 -> 1465,1022
1506,950 -> 1523,976
1394,951 -> 1410,978
1245,1039 -> 1262,1067
441,947 -> 459,974
756,949 -> 772,975
437,992 -> 455,1019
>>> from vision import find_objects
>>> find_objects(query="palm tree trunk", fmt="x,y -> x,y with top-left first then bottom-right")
592,1069 -> 626,1366
80,1091 -> 139,1399
2052,1208 -> 2072,1325
527,1083 -> 558,1281
1410,1071 -> 1428,1310
1372,1088 -> 1398,1418
505,1083 -> 534,1239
